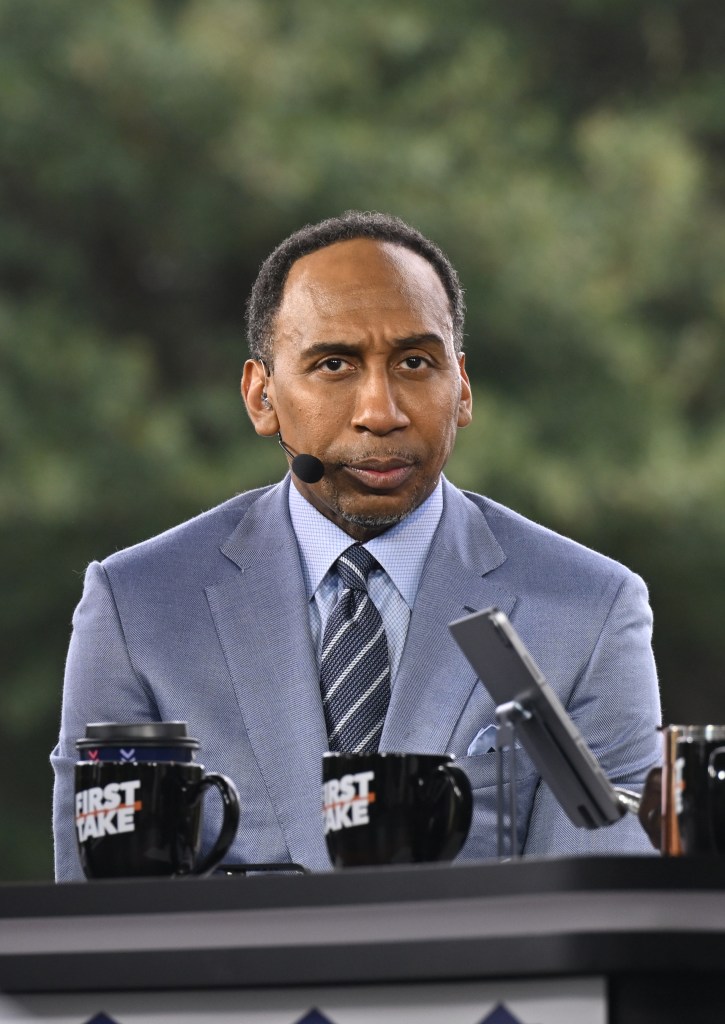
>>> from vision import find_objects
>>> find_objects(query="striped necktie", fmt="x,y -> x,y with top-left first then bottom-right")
320,544 -> 391,753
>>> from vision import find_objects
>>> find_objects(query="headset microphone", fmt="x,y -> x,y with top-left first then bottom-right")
277,435 -> 325,484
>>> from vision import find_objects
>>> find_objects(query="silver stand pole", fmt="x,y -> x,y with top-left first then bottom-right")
495,699 -> 533,860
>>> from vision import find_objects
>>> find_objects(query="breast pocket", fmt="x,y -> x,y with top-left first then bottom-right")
456,750 -> 538,791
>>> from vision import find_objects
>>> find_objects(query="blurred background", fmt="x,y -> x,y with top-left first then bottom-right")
2,0 -> 725,881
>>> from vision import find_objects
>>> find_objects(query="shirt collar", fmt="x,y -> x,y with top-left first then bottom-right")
289,477 -> 444,609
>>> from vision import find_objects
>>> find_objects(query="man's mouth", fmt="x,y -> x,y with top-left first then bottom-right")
341,458 -> 416,490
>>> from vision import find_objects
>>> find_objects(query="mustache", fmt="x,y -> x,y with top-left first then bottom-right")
327,448 -> 423,468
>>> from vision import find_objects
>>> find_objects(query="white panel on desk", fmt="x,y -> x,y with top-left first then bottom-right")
4,977 -> 605,1024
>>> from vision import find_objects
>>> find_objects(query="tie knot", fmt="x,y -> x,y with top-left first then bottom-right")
336,544 -> 377,591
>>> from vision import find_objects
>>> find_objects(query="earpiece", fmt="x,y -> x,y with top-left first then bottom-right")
260,358 -> 272,408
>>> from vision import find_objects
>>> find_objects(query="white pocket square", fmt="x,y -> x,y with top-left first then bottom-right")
467,724 -> 521,755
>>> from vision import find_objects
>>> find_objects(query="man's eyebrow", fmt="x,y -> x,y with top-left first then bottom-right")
393,333 -> 446,349
299,334 -> 446,360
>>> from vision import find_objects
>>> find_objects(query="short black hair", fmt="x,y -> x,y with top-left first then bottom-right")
246,210 -> 465,365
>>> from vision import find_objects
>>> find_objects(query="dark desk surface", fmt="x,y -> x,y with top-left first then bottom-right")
2,856 -> 725,995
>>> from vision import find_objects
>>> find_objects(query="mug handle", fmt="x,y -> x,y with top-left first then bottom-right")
192,773 -> 241,877
421,763 -> 474,861
707,747 -> 725,855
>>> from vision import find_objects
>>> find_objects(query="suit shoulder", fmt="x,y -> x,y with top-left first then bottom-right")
100,484 -> 277,576
459,488 -> 639,587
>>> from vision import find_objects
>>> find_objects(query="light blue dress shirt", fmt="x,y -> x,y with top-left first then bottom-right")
288,479 -> 444,684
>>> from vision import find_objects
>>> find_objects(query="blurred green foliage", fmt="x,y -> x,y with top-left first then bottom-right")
2,0 -> 725,880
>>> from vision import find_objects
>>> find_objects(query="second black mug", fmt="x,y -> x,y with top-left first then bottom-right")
322,751 -> 472,868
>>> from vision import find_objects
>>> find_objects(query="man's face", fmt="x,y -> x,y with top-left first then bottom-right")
243,237 -> 472,541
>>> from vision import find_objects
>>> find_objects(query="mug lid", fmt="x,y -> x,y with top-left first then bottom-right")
76,721 -> 200,749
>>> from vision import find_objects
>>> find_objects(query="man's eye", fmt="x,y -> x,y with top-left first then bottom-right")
319,358 -> 346,372
402,355 -> 429,369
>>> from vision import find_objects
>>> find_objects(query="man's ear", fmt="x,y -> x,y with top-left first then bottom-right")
457,353 -> 473,429
241,359 -> 279,436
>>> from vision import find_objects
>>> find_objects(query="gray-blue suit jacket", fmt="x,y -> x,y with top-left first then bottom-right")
52,476 -> 661,879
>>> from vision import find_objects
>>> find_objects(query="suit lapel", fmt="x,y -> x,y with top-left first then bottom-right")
382,480 -> 516,752
205,480 -> 330,870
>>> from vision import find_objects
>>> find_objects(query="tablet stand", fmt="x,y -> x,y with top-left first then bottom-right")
495,698 -> 533,859
494,697 -> 643,859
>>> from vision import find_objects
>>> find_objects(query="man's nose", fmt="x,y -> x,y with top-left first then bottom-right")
350,371 -> 410,434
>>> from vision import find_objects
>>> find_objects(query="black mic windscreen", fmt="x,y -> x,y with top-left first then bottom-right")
291,453 -> 325,484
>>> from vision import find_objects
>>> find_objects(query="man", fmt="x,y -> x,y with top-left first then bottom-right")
52,211 -> 661,880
